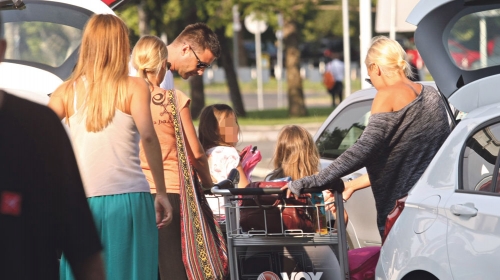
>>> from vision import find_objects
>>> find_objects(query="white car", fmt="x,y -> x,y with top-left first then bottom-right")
0,0 -> 125,104
376,0 -> 500,279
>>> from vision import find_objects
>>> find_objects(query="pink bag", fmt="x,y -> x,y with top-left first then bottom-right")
239,145 -> 262,179
348,246 -> 381,280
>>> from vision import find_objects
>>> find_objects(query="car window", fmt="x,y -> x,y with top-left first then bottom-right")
4,22 -> 82,67
448,8 -> 500,70
1,2 -> 91,69
316,100 -> 372,160
462,123 -> 500,193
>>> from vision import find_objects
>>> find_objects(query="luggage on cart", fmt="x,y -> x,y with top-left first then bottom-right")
348,246 -> 381,280
211,169 -> 350,280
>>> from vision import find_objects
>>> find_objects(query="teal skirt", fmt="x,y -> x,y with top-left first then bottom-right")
60,192 -> 158,280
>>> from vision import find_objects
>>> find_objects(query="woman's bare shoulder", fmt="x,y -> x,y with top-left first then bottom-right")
51,81 -> 71,97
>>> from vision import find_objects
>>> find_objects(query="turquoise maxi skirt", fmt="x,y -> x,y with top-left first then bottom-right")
60,192 -> 158,280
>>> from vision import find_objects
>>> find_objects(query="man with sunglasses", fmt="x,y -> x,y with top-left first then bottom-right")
159,22 -> 221,89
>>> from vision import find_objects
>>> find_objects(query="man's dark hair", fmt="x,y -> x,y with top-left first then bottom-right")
174,23 -> 221,59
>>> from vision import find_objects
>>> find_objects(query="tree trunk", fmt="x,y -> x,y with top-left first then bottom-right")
215,27 -> 246,117
283,20 -> 307,117
184,5 -> 205,119
137,0 -> 150,36
237,30 -> 248,67
189,76 -> 205,119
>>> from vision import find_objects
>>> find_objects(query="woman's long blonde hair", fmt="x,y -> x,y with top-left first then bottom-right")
365,36 -> 414,79
62,14 -> 130,132
131,35 -> 168,89
267,125 -> 320,181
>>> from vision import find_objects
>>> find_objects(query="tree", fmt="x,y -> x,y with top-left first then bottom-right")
236,0 -> 320,117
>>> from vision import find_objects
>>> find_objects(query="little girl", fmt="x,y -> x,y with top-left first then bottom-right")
267,125 -> 349,227
198,104 -> 251,216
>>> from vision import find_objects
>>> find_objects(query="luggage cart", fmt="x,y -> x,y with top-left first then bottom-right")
212,170 -> 350,280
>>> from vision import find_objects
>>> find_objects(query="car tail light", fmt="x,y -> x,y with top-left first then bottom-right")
382,195 -> 407,244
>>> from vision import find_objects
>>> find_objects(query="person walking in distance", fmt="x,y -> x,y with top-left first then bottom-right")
49,14 -> 173,280
324,48 -> 345,106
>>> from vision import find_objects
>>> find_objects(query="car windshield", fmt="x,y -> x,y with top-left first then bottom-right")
1,2 -> 90,68
448,8 -> 500,70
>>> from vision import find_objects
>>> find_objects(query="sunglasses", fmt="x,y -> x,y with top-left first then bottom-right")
189,46 -> 211,69
365,78 -> 373,86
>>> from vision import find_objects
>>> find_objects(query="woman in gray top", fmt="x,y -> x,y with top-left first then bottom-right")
284,36 -> 450,237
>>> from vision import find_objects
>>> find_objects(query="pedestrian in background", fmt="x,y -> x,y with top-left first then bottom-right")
284,36 -> 450,238
324,48 -> 345,106
0,13 -> 104,279
49,14 -> 173,280
132,35 -> 215,280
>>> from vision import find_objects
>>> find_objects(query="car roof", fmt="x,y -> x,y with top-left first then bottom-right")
407,0 -> 500,112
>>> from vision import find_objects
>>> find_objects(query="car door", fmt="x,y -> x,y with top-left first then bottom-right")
314,91 -> 381,248
445,120 -> 500,280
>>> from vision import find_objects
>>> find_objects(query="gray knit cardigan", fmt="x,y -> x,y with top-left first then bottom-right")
289,85 -> 451,230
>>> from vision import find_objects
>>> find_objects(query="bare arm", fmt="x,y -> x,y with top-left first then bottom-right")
179,103 -> 213,189
48,82 -> 69,120
343,173 -> 371,201
236,164 -> 250,188
71,252 -> 105,280
129,77 -> 172,228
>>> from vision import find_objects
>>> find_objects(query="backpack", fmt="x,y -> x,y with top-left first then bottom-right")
323,71 -> 336,90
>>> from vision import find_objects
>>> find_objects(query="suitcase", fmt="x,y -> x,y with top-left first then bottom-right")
348,246 -> 381,280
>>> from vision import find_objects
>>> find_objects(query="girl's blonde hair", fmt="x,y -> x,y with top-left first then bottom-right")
267,125 -> 320,181
62,14 -> 130,132
131,35 -> 168,89
198,104 -> 240,151
365,36 -> 414,79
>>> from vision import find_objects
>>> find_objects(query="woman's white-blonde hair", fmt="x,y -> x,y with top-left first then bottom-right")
131,35 -> 168,88
365,36 -> 414,79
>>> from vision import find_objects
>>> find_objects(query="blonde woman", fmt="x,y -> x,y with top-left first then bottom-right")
131,35 -> 213,280
284,36 -> 450,237
48,15 -> 172,280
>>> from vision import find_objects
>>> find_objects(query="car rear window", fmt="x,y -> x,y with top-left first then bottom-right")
4,21 -> 82,67
448,8 -> 500,70
1,2 -> 90,68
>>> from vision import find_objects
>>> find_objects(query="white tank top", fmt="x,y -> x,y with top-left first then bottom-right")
67,86 -> 149,197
